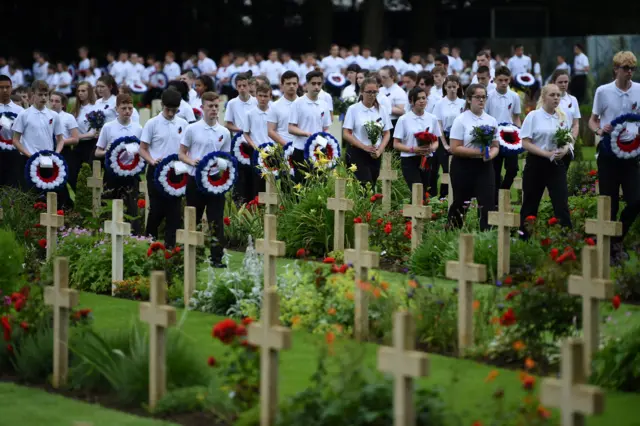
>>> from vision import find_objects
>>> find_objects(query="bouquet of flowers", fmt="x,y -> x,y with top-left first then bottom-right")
414,129 -> 438,170
334,96 -> 357,116
364,118 -> 384,146
86,110 -> 106,131
554,127 -> 573,149
471,125 -> 496,159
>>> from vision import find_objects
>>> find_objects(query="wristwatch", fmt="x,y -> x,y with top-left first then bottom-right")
595,127 -> 601,135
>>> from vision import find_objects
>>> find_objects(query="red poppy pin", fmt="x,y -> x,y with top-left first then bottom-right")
178,127 -> 182,134
508,103 -> 512,110
568,103 -> 572,109
321,112 -> 324,118
104,105 -> 109,109
460,107 -> 464,113
49,118 -> 53,125
218,135 -> 223,142
633,102 -> 638,110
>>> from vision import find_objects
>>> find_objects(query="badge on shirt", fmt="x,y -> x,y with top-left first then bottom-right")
386,93 -> 391,97
104,105 -> 109,109
178,127 -> 182,134
49,118 -> 53,125
218,135 -> 223,142
460,107 -> 464,113
508,103 -> 512,110
568,103 -> 572,109
321,112 -> 324,118
633,102 -> 638,111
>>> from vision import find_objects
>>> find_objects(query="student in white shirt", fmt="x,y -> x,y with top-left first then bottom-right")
281,51 -> 299,73
447,84 -> 499,231
402,71 -> 417,93
7,62 -> 24,88
356,47 -> 377,70
589,51 -> 640,256
0,75 -> 24,188
244,84 -> 274,196
390,48 -> 408,75
549,69 -> 581,172
78,46 -> 91,78
72,81 -> 98,169
415,71 -> 440,115
434,54 -> 451,76
376,50 -> 393,71
471,51 -> 495,83
475,66 -> 496,94
191,75 -> 215,110
163,51 -> 181,81
110,51 -> 132,86
260,50 -> 285,87
379,65 -> 408,129
341,64 -> 361,99
406,54 -> 423,73
288,70 -> 332,182
179,71 -> 199,106
197,49 -> 218,78
450,47 -> 465,75
179,92 -> 230,267
430,66 -> 446,100
507,44 -> 532,76
32,52 -> 49,81
166,80 -> 196,124
519,84 -> 572,238
50,91 -> 79,206
572,44 -> 590,104
320,45 -> 346,77
343,77 -> 392,187
95,75 -> 119,123
139,90 -> 188,247
267,70 -> 299,146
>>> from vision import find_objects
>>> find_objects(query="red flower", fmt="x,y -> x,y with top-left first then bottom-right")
550,248 -> 559,260
338,264 -> 349,273
525,215 -> 536,222
323,257 -> 336,264
384,223 -> 392,234
431,213 -> 437,220
33,202 -> 47,210
505,290 -> 520,301
540,238 -> 551,247
20,322 -> 29,331
331,264 -> 340,273
522,374 -> 536,391
207,356 -> 216,367
6,344 -> 12,353
499,308 -> 517,326
34,223 -> 41,228
370,195 -> 377,202
164,250 -> 172,259
212,318 -> 238,344
235,325 -> 247,336
242,317 -> 254,326
223,217 -> 231,226
24,230 -> 30,238
504,276 -> 513,286
365,212 -> 371,222
14,298 -> 25,312
38,239 -> 47,249
1,316 -> 12,342
588,169 -> 597,176
137,199 -> 146,209
585,237 -> 595,246
612,295 -> 621,310
535,277 -> 545,286
353,217 -> 362,224
424,191 -> 430,199
56,209 -> 64,216
548,217 -> 559,226
555,248 -> 576,264
173,246 -> 181,254
376,218 -> 384,225
296,248 -> 306,258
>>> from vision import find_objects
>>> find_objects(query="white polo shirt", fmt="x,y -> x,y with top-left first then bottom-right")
9,70 -> 24,88
110,61 -> 132,85
319,90 -> 334,113
390,59 -> 408,75
288,94 -> 332,150
405,63 -> 423,73
430,86 -> 444,100
0,101 -> 24,142
267,96 -> 297,143
376,58 -> 393,70
377,93 -> 392,114
58,111 -> 79,139
485,89 -> 521,124
141,113 -> 189,160
426,93 -> 441,115
507,55 -> 532,76
198,58 -> 218,75
343,102 -> 392,147
520,109 -> 570,151
33,62 -> 49,81
341,84 -> 356,99
224,95 -> 257,134
434,97 -> 466,132
12,106 -> 63,154
592,81 -> 640,126
380,83 -> 409,120
96,119 -> 143,151
356,56 -> 378,70
574,53 -> 589,76
177,99 -> 197,123
450,110 -> 498,149
260,61 -> 285,85
559,93 -> 581,124
244,106 -> 272,145
76,103 -> 97,137
393,110 -> 441,157
56,72 -> 73,95
78,58 -> 90,72
298,63 -> 315,85
320,56 -> 345,76
163,62 -> 181,81
180,121 -> 231,176
95,95 -> 117,123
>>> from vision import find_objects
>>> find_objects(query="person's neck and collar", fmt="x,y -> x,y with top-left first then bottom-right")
117,116 -> 131,127
204,117 -> 217,128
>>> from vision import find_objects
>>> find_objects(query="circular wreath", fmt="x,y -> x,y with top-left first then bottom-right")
304,132 -> 340,169
230,73 -> 240,89
24,151 -> 68,191
195,151 -> 238,195
150,72 -> 169,90
601,113 -> 640,159
253,142 -> 282,178
105,136 -> 146,177
231,132 -> 253,166
325,73 -> 347,88
284,142 -> 295,177
0,111 -> 17,151
497,122 -> 524,156
153,154 -> 188,197
129,81 -> 148,93
515,73 -> 536,87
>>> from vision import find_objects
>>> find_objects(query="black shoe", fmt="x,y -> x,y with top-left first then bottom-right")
211,261 -> 227,268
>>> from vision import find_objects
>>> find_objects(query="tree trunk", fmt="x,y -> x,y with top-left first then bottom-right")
361,0 -> 384,54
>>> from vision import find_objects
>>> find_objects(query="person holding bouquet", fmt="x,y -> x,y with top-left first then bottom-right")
73,81 -> 98,168
392,87 -> 440,198
342,77 -> 392,187
519,83 -> 572,238
550,69 -> 581,171
447,83 -> 499,231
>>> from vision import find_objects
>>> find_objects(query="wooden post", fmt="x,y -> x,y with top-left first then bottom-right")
176,206 -> 204,306
327,178 -> 354,251
344,223 -> 379,341
568,246 -> 614,376
256,214 -> 285,291
378,311 -> 430,426
104,200 -> 131,295
512,177 -> 523,204
585,196 -> 622,279
139,108 -> 151,126
40,192 -> 64,260
44,257 -> 79,388
488,189 -> 520,278
540,338 -> 605,426
86,160 -> 103,218
378,153 -> 397,212
258,176 -> 279,215
151,99 -> 162,116
248,288 -> 292,426
139,271 -> 177,411
139,180 -> 149,226
440,156 -> 453,206
445,234 -> 487,353
403,183 -> 430,251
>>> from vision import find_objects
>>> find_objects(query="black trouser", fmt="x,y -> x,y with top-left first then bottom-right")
291,148 -> 310,184
235,163 -> 257,204
493,153 -> 519,205
103,168 -> 142,235
143,88 -> 163,107
427,141 -> 450,199
570,75 -> 587,105
145,166 -> 182,248
519,154 -> 572,239
400,156 -> 430,200
75,137 -> 98,169
448,156 -> 495,231
0,150 -> 21,188
186,176 -> 225,263
347,146 -> 381,189
597,154 -> 640,244
59,146 -> 76,209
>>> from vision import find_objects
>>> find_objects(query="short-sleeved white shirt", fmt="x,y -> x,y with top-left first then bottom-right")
356,56 -> 378,70
574,53 -> 589,75
405,63 -> 423,73
0,101 -> 24,142
180,121 -> 231,176
507,55 -> 532,75
592,81 -> 640,127
319,90 -> 334,113
343,101 -> 392,147
297,63 -> 315,85
376,93 -> 392,114
260,61 -> 285,85
12,106 -> 63,154
430,86 -> 444,100
450,110 -> 498,149
520,108 -> 571,151
393,110 -> 441,157
78,58 -> 90,71
267,96 -> 297,143
380,84 -> 409,120
110,61 -> 132,85
58,111 -> 79,139
559,93 -> 581,124
376,58 -> 393,70
288,94 -> 332,150
224,96 -> 257,131
198,58 -> 218,75
177,99 -> 197,123
75,103 -> 97,136
141,114 -> 189,159
485,89 -> 521,124
426,94 -> 441,115
434,97 -> 466,132
96,119 -> 143,151
163,62 -> 181,81
55,72 -> 73,95
95,95 -> 117,123
243,106 -> 272,145
390,59 -> 408,75
320,56 -> 345,75
341,84 -> 357,99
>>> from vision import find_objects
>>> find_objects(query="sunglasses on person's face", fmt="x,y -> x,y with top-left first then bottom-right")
363,90 -> 378,95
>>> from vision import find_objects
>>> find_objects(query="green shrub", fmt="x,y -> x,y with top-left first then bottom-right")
613,251 -> 640,302
11,323 -> 54,383
0,228 -> 26,296
74,163 -> 94,219
591,323 -> 640,391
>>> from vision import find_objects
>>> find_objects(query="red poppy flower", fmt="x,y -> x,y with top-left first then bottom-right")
550,248 -> 560,260
6,344 -> 12,353
212,318 -> 238,344
38,239 -> 47,249
588,170 -> 597,176
20,322 -> 29,331
535,277 -> 545,286
505,290 -> 520,301
525,215 -> 536,222
504,276 -> 513,286
56,210 -> 64,216
14,298 -> 25,312
540,238 -> 551,247
173,246 -> 181,254
612,295 -> 621,310
584,237 -> 595,246
137,199 -> 146,209
376,218 -> 384,225
24,230 -> 30,238
370,195 -> 376,202
207,356 -> 216,367
431,213 -> 437,220
296,248 -> 306,258
223,217 -> 231,226
164,250 -> 172,260
384,223 -> 392,234
353,217 -> 362,224
235,325 -> 247,336
242,317 -> 254,326
1,316 -> 11,342
548,217 -> 559,226
338,264 -> 349,273
323,257 -> 336,264
522,374 -> 536,390
499,308 -> 517,326
365,212 -> 371,222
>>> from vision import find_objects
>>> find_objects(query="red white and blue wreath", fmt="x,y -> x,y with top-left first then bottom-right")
129,81 -> 148,94
304,132 -> 340,169
325,72 -> 347,89
497,122 -> 524,156
284,142 -> 295,177
150,71 -> 169,90
601,113 -> 640,159
231,132 -> 253,166
24,150 -> 68,191
515,73 -> 536,88
195,151 -> 238,195
0,112 -> 18,151
253,142 -> 281,178
153,154 -> 188,197
105,136 -> 146,177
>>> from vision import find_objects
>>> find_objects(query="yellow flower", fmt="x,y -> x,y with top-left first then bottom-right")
318,157 -> 330,165
291,316 -> 301,326
259,150 -> 270,160
348,164 -> 357,172
293,183 -> 302,191
303,171 -> 312,179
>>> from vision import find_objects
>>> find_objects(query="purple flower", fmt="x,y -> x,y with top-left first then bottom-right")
3,296 -> 11,306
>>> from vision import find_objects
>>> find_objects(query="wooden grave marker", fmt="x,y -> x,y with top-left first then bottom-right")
327,177 -> 354,251
151,99 -> 162,116
585,196 -> 622,279
403,183 -> 431,251
104,199 -> 131,295
256,214 -> 285,290
378,153 -> 397,212
488,189 -> 520,278
258,176 -> 279,215
86,160 -> 103,218
440,156 -> 453,206
139,108 -> 151,126
176,206 -> 204,306
40,192 -> 64,260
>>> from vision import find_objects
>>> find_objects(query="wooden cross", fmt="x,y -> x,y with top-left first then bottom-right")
86,160 -> 103,218
0,208 -> 3,220
256,214 -> 285,290
585,196 -> 622,279
568,246 -> 614,376
445,234 -> 486,353
176,206 -> 204,306
139,180 -> 149,226
40,192 -> 64,260
440,156 -> 453,206
378,311 -> 430,426
512,177 -> 523,204
327,177 -> 354,251
140,271 -> 177,411
541,338 -> 605,426
44,257 -> 79,388
258,176 -> 279,215
403,183 -> 431,251
104,199 -> 131,295
344,223 -> 379,341
488,189 -> 520,278
248,288 -> 292,426
378,153 -> 397,212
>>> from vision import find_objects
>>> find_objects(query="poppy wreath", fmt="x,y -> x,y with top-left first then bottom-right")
497,122 -> 524,156
153,154 -> 188,197
304,132 -> 341,169
149,71 -> 169,90
105,136 -> 146,177
283,142 -> 296,177
601,113 -> 640,159
231,132 -> 253,166
325,72 -> 347,88
24,150 -> 68,191
195,151 -> 238,195
193,108 -> 203,121
0,111 -> 17,151
253,142 -> 282,179
129,81 -> 148,93
515,72 -> 536,88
